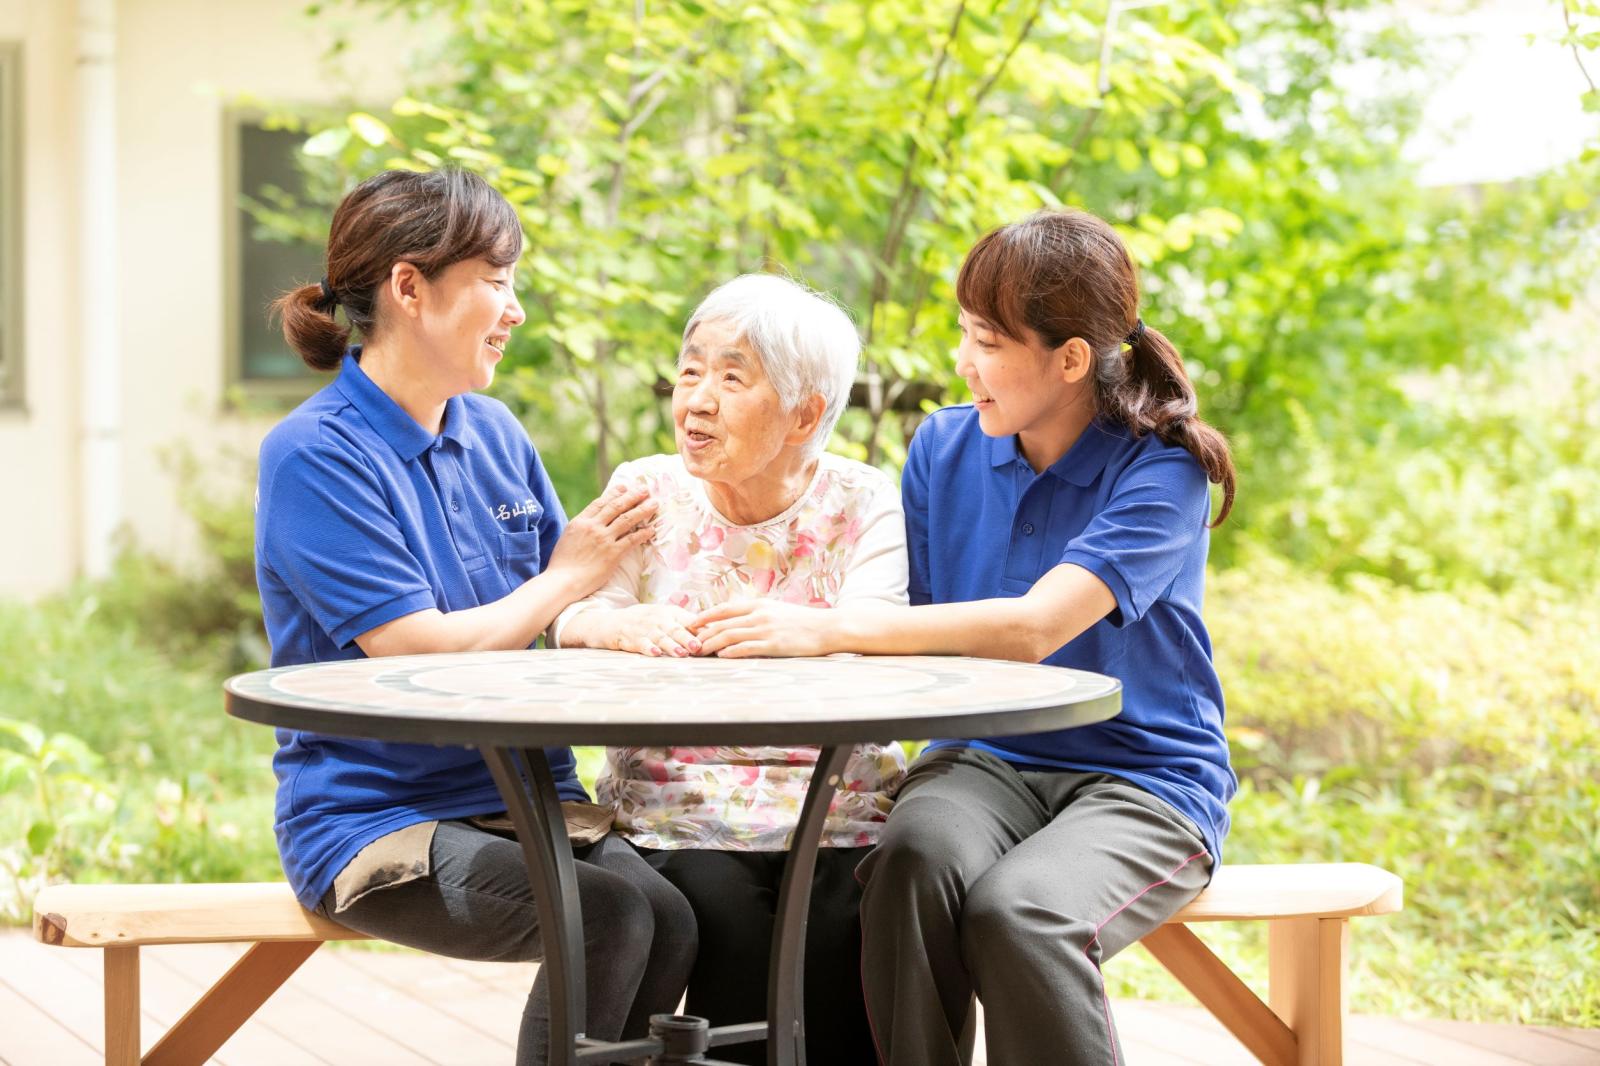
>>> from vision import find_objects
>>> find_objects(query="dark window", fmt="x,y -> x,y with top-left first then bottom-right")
227,114 -> 325,389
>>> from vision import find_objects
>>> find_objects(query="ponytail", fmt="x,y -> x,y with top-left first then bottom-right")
271,280 -> 350,372
1117,325 -> 1236,525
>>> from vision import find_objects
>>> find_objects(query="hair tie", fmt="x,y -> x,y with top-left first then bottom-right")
318,277 -> 338,307
1124,319 -> 1145,347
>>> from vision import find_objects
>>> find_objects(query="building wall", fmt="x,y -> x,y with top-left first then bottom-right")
0,0 -> 413,597
0,3 -> 79,598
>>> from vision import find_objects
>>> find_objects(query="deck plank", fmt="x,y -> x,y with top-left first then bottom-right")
1112,1000 -> 1256,1065
8,931 -> 1599,1065
148,943 -> 433,1066
332,945 -> 525,1048
1408,1018 -> 1600,1066
271,948 -> 514,1064
1532,1026 -> 1600,1054
0,978 -> 101,1066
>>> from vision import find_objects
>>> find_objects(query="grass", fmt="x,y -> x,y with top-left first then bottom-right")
2,556 -> 1595,1026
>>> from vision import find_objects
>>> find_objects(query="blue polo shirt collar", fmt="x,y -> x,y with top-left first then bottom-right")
334,350 -> 473,461
986,419 -> 1126,486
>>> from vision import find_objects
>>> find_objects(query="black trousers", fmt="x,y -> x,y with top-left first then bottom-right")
326,823 -> 696,1066
635,844 -> 877,1066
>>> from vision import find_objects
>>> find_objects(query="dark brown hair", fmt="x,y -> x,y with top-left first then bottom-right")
956,208 -> 1236,525
273,168 -> 524,372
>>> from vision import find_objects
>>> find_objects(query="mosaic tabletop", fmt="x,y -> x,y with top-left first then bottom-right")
224,649 -> 1121,748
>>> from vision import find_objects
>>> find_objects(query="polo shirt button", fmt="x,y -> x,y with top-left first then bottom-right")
450,499 -> 460,512
1022,523 -> 1035,535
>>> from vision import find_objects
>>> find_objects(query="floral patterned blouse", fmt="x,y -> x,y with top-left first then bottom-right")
553,452 -> 910,850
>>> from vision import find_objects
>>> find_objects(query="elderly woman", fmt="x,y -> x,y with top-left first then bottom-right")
553,273 -> 907,1065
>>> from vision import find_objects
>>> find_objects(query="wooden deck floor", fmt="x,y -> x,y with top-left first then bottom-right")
3,931 -> 1596,1065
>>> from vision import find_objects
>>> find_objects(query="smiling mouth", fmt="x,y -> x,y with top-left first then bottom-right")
485,337 -> 507,354
683,428 -> 716,445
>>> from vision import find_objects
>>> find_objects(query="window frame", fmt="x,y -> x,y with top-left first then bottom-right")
221,106 -> 327,406
0,42 -> 23,411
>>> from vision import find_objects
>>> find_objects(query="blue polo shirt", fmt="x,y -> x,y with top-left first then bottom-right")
909,406 -> 1235,867
255,352 -> 586,910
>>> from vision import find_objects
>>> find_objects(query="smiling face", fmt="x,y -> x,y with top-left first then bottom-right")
956,310 -> 1068,435
956,309 -> 1095,470
413,256 -> 525,393
673,318 -> 807,497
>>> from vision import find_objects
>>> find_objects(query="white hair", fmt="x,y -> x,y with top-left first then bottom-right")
681,273 -> 861,457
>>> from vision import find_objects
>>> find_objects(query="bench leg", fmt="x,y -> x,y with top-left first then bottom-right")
1269,917 -> 1349,1066
1142,925 -> 1297,1066
105,946 -> 140,1066
143,941 -> 322,1066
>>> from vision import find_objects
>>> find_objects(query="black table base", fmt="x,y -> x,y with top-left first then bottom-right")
483,744 -> 854,1066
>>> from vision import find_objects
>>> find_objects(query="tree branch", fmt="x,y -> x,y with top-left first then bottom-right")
867,0 -> 970,345
971,0 -> 1047,106
1563,1 -> 1597,94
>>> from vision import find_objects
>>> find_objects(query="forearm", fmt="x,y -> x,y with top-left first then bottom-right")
829,601 -> 1046,662
830,564 -> 1116,663
357,567 -> 588,657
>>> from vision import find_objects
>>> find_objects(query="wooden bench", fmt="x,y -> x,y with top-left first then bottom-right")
34,862 -> 1401,1066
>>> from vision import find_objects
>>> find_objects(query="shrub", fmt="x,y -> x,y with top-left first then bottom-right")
1101,564 -> 1600,1026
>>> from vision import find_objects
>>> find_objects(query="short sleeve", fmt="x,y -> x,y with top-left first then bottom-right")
899,425 -> 934,607
1057,448 -> 1210,627
835,473 -> 910,607
260,444 -> 436,649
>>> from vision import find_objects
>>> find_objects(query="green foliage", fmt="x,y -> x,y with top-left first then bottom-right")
0,715 -> 132,920
1235,352 -> 1600,591
1102,562 -> 1600,1026
250,0 -> 1600,594
0,568 -> 281,918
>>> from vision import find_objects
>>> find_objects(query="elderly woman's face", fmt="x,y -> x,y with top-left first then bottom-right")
673,319 -> 801,490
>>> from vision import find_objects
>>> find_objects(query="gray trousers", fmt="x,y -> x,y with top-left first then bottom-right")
321,820 -> 697,1066
857,747 -> 1213,1066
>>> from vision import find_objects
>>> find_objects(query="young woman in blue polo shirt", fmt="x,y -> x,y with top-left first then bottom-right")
694,208 -> 1238,1066
259,169 -> 694,1065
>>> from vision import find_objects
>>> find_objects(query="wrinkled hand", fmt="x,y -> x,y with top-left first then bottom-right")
691,600 -> 835,658
599,604 -> 702,658
545,484 -> 657,598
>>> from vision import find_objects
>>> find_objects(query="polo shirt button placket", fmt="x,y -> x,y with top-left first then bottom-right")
1022,522 -> 1035,536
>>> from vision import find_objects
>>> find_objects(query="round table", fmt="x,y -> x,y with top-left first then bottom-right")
225,649 -> 1121,1066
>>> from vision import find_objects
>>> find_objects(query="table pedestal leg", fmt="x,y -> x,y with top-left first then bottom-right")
483,746 -> 588,1066
767,744 -> 854,1066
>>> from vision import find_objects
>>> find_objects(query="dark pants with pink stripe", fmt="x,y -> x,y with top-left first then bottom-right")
858,747 -> 1212,1066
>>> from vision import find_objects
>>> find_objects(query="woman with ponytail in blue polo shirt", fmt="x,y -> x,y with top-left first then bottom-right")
694,208 -> 1238,1066
258,169 -> 694,1065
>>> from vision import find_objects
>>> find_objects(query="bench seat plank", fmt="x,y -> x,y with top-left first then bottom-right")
33,884 -> 368,948
1168,863 -> 1403,923
35,863 -> 1404,948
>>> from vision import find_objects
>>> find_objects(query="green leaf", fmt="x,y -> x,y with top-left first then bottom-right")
0,717 -> 45,755
347,112 -> 393,147
1114,141 -> 1142,173
301,127 -> 350,158
27,821 -> 57,856
1150,143 -> 1180,178
704,152 -> 763,179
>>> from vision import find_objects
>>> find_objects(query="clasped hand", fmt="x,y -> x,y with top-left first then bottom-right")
602,600 -> 831,659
